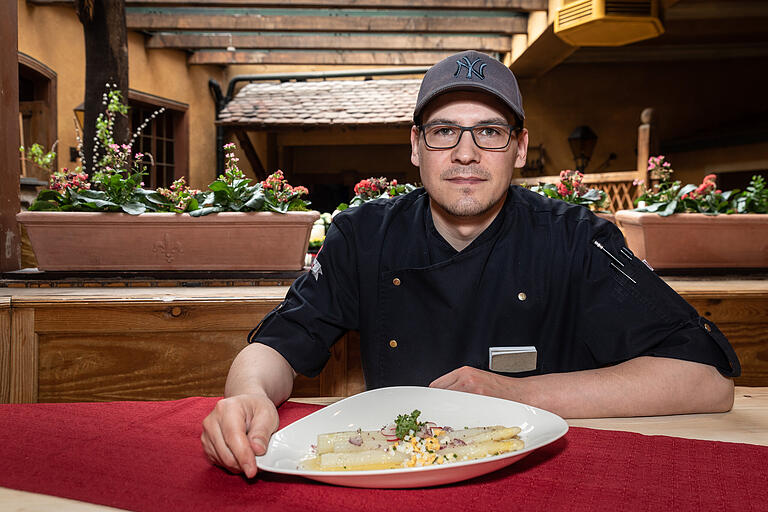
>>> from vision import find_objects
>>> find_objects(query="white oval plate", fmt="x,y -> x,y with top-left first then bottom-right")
255,386 -> 568,488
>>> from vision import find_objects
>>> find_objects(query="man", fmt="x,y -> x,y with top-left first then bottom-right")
202,50 -> 740,478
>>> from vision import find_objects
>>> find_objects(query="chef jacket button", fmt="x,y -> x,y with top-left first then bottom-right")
518,292 -> 527,301
389,339 -> 398,348
392,278 -> 401,286
704,323 -> 712,332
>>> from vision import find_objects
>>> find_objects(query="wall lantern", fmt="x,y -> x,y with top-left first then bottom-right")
568,125 -> 597,173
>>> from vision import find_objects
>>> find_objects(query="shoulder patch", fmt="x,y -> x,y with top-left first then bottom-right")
311,258 -> 323,280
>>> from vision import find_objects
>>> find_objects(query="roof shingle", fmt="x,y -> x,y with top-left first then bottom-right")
218,79 -> 421,127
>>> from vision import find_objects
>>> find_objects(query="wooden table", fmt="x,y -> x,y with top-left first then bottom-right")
1,386 -> 766,511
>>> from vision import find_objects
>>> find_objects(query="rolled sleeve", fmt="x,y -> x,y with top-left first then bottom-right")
247,219 -> 360,378
574,219 -> 741,377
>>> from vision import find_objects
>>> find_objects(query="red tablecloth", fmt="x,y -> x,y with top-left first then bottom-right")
1,397 -> 766,512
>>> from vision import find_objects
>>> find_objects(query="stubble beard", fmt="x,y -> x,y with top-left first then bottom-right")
431,165 -> 507,218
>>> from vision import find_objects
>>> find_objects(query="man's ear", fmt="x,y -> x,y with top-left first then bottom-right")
514,129 -> 529,169
410,125 -> 420,167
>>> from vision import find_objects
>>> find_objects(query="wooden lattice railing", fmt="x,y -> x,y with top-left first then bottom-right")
511,172 -> 640,213
512,109 -> 656,214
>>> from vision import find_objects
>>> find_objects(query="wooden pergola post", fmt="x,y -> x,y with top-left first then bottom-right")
636,108 -> 658,186
1,1 -> 21,272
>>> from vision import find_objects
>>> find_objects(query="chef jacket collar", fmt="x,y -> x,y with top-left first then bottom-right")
424,191 -> 510,264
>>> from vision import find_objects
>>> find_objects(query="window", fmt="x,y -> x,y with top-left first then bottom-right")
128,91 -> 188,190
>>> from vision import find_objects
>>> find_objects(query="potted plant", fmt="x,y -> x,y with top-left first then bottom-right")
336,176 -> 418,212
527,170 -> 613,222
17,88 -> 318,271
303,177 -> 417,266
615,156 -> 768,269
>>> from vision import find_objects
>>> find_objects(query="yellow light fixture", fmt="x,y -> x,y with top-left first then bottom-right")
554,0 -> 664,47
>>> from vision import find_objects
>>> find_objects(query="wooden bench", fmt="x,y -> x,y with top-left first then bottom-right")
1,275 -> 766,403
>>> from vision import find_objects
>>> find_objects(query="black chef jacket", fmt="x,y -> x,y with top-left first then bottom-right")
249,186 -> 741,389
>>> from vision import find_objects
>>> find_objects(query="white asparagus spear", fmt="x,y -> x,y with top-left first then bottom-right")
316,430 -> 393,454
320,449 -> 408,469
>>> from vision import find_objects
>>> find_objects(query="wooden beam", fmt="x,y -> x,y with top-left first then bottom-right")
128,89 -> 189,112
127,12 -> 527,34
9,309 -> 36,403
0,299 -> 9,403
189,49 -> 461,65
148,33 -> 513,52
1,0 -> 21,272
234,129 -> 267,181
510,24 -> 575,78
31,0 -> 547,11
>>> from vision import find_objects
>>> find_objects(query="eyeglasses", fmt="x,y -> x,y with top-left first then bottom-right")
419,123 -> 516,150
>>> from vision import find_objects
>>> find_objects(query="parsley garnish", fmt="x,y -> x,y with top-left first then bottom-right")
395,409 -> 425,440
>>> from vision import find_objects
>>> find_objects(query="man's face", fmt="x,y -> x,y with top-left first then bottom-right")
410,91 -> 528,218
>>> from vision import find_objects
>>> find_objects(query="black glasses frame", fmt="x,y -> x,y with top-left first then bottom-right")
419,122 -> 517,150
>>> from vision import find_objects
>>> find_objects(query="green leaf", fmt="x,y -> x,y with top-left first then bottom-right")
581,188 -> 602,201
35,189 -> 64,203
659,200 -> 679,216
677,184 -> 696,198
208,181 -> 229,192
71,197 -> 118,209
266,201 -> 289,214
644,202 -> 663,212
28,200 -> 62,211
244,190 -> 266,210
189,206 -> 223,217
120,202 -> 147,215
74,189 -> 110,201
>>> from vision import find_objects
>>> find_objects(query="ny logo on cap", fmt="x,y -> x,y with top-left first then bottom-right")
454,57 -> 486,80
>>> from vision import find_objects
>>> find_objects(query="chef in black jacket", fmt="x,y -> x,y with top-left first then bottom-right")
202,50 -> 741,478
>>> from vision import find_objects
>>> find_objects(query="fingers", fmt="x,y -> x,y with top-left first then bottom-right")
201,395 -> 279,479
430,366 -> 491,394
244,404 -> 280,457
202,400 -> 252,477
429,367 -> 462,389
202,415 -> 247,475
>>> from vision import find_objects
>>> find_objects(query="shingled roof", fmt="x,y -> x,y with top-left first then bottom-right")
218,78 -> 421,128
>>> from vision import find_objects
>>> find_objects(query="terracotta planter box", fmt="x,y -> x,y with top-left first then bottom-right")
16,210 -> 320,271
615,210 -> 768,269
594,212 -> 616,224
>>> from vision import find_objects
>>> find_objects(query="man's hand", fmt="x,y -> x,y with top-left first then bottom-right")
430,366 -> 515,400
201,343 -> 296,478
201,392 -> 280,479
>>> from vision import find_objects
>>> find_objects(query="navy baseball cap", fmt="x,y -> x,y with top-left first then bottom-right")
413,50 -> 525,127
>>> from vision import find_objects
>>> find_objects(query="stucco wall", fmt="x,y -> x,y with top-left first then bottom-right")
17,0 -> 225,189
17,1 -> 84,174
520,57 -> 768,187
